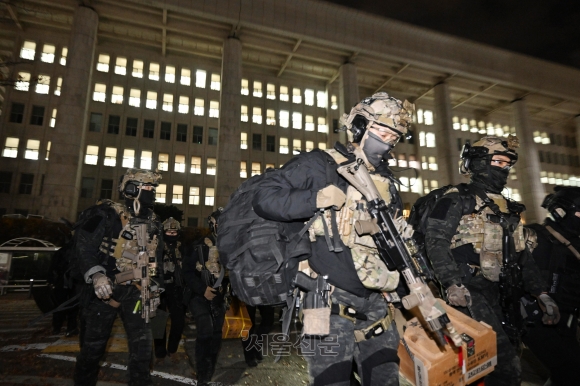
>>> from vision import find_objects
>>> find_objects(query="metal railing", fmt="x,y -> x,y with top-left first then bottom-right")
0,279 -> 48,296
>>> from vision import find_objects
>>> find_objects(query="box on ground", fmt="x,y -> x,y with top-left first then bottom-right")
222,297 -> 252,339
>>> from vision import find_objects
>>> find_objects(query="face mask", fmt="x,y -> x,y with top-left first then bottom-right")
139,190 -> 155,207
361,131 -> 395,168
559,212 -> 580,236
164,234 -> 179,243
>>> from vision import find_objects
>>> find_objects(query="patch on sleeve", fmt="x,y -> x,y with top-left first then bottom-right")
429,198 -> 453,220
81,216 -> 104,233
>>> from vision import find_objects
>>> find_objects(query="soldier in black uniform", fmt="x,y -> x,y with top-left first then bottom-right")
523,187 -> 580,386
424,136 -> 559,386
182,209 -> 226,386
154,217 -> 186,361
74,169 -> 164,386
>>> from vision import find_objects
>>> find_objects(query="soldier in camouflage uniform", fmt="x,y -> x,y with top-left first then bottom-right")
74,169 -> 164,386
254,92 -> 412,386
424,136 -> 559,386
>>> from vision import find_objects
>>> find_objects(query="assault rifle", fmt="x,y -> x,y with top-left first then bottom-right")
336,152 -> 462,347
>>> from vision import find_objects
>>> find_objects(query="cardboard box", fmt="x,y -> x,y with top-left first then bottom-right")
398,304 -> 497,386
222,297 -> 252,339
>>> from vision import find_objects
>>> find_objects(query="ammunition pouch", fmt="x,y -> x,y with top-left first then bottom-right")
302,307 -> 331,336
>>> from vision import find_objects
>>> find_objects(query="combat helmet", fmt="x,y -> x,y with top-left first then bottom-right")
163,217 -> 181,232
118,168 -> 162,216
459,135 -> 519,175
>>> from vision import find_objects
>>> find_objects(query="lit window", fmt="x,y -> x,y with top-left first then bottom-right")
266,109 -> 276,125
46,141 -> 51,160
165,66 -> 176,83
266,163 -> 275,170
149,62 -> 160,81
416,109 -> 424,124
41,44 -> 55,63
104,147 -> 117,167
85,145 -> 99,165
15,72 -> 31,91
251,162 -> 261,176
293,139 -> 301,155
331,95 -> 338,110
240,161 -> 247,178
50,109 -> 57,128
398,153 -> 407,167
241,132 -> 248,150
292,112 -> 302,129
196,70 -> 206,88
267,83 -> 276,100
478,121 -> 487,134
399,177 -> 409,193
409,154 -> 419,169
35,75 -> 50,94
317,117 -> 328,133
20,41 -> 36,60
3,137 -> 19,158
205,187 -> 215,206
132,60 -> 144,78
304,89 -> 314,106
280,110 -> 289,128
181,68 -> 191,85
129,89 -> 141,107
190,156 -> 201,174
280,137 -> 289,154
178,96 -> 189,114
93,83 -> 106,102
97,54 -> 110,72
140,150 -> 152,169
306,141 -> 314,152
172,185 -> 184,204
162,94 -> 173,112
318,142 -> 327,150
424,110 -> 434,125
411,177 -> 422,194
207,158 -> 216,175
189,187 -> 200,205
460,118 -> 469,131
158,153 -> 169,171
548,172 -> 555,185
495,124 -> 504,137
211,74 -> 221,91
419,132 -> 425,147
428,156 -> 438,171
426,133 -> 436,148
174,155 -> 185,173
114,57 -> 127,75
146,91 -> 157,109
289,88 -> 300,104
305,115 -> 314,131
24,140 -> 40,160
194,98 -> 204,116
471,120 -> 479,133
209,101 -> 219,118
241,79 -> 249,95
122,149 -> 135,168
253,81 -> 262,98
111,86 -> 124,104
280,86 -> 289,101
452,116 -> 460,130
54,77 -> 62,96
421,156 -> 427,169
317,91 -> 327,108
241,105 -> 248,122
60,47 -> 67,66
253,107 -> 262,124
157,184 -> 167,203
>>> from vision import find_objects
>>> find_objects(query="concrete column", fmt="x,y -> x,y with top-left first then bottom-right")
575,115 -> 580,154
41,6 -> 98,221
512,98 -> 546,223
339,62 -> 359,144
215,36 -> 242,209
433,82 -> 460,186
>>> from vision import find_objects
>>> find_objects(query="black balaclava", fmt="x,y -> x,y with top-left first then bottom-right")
469,156 -> 509,194
164,233 -> 179,243
361,131 -> 396,168
559,212 -> 580,237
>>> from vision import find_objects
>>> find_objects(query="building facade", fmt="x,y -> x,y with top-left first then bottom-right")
1,0 -> 580,225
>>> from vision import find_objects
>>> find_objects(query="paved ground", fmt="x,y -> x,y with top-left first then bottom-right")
0,292 -> 549,385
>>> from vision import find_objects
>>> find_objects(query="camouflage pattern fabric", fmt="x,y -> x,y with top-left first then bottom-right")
304,288 -> 400,386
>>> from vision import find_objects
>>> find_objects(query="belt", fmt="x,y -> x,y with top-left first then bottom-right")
331,302 -> 394,342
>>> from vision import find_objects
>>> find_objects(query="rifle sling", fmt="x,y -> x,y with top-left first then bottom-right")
545,226 -> 580,260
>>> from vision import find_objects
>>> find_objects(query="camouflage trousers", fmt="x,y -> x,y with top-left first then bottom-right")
304,288 -> 400,386
455,276 -> 521,386
74,285 -> 153,386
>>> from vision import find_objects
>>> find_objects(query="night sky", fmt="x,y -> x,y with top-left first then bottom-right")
326,0 -> 580,70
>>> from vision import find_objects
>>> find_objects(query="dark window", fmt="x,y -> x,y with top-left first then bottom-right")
160,122 -> 171,140
126,117 -> 138,136
332,119 -> 339,133
569,155 -> 574,167
9,103 -> 25,123
556,135 -> 562,146
553,153 -> 559,165
407,133 -> 415,145
19,173 -> 33,194
100,179 -> 113,199
208,127 -> 218,145
143,119 -> 155,138
80,177 -> 95,198
545,152 -> 551,164
177,124 -> 187,142
0,172 -> 12,193
187,217 -> 198,227
89,113 -> 102,132
39,175 -> 44,195
561,153 -> 567,165
549,134 -> 555,145
576,156 -> 580,167
538,150 -> 544,163
266,135 -> 275,152
457,138 -> 463,151
193,126 -> 203,144
30,105 -> 45,126
107,115 -> 120,134
252,133 -> 262,150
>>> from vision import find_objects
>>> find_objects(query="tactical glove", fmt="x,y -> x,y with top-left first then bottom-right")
446,284 -> 472,307
538,293 -> 560,325
316,185 -> 346,210
204,286 -> 217,301
92,272 -> 113,300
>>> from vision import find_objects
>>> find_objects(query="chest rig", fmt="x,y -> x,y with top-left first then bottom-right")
163,241 -> 182,274
196,237 -> 223,287
449,190 -> 526,281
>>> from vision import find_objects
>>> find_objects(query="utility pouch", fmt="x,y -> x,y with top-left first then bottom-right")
480,249 -> 502,282
115,270 -> 135,284
302,307 -> 331,336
